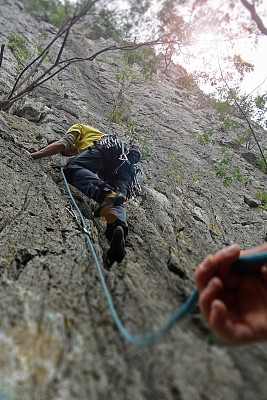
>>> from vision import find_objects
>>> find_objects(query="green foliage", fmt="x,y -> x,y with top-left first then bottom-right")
122,46 -> 160,78
108,100 -> 128,124
255,190 -> 267,211
213,148 -> 232,187
191,172 -> 203,181
232,54 -> 254,80
8,34 -> 31,66
255,94 -> 266,110
234,128 -> 252,147
129,0 -> 150,16
115,66 -> 139,85
217,101 -> 239,131
159,156 -> 183,188
256,148 -> 267,173
36,45 -> 52,63
8,34 -> 34,75
252,94 -> 267,129
205,335 -> 216,345
8,34 -> 52,74
213,148 -> 252,187
125,120 -> 136,137
157,0 -> 192,44
108,65 -> 140,124
108,94 -> 133,124
86,9 -> 121,41
138,136 -> 154,160
23,0 -> 86,26
191,129 -> 218,146
177,75 -> 195,90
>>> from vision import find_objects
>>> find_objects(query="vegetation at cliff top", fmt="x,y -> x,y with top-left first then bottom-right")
1,0 -> 266,178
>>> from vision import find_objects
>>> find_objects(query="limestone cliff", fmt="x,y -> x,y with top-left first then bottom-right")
0,1 -> 267,400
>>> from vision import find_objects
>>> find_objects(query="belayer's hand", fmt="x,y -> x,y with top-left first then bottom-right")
194,243 -> 267,346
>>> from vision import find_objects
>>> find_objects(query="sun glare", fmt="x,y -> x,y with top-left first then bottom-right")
196,30 -> 221,51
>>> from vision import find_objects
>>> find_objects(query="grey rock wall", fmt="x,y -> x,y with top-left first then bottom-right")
0,1 -> 267,399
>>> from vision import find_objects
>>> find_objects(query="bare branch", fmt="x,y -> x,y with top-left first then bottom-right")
0,44 -> 4,68
240,0 -> 267,35
0,0 -> 181,113
218,57 -> 267,168
7,0 -> 99,99
54,26 -> 71,66
0,38 -> 181,110
12,51 -> 49,94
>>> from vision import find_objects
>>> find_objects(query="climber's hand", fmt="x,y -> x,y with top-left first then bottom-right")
194,243 -> 267,346
22,148 -> 33,156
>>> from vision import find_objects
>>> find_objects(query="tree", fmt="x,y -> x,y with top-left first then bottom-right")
0,0 -> 182,111
240,0 -> 267,35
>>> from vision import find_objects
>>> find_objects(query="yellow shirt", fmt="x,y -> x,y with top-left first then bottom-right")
66,124 -> 104,153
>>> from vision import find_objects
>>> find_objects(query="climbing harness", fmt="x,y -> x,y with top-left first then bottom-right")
61,167 -> 267,346
99,138 -> 142,200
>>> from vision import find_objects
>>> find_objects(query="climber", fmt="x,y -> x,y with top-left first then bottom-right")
194,242 -> 267,346
23,123 -> 141,266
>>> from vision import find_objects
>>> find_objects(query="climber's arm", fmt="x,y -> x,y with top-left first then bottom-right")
22,131 -> 79,159
22,141 -> 65,159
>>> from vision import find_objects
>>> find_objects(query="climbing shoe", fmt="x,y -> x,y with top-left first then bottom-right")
106,226 -> 126,265
94,192 -> 126,219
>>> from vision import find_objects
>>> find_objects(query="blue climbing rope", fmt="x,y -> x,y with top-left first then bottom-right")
61,167 -> 267,346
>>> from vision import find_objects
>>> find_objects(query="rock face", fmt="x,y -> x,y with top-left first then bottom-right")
0,1 -> 267,400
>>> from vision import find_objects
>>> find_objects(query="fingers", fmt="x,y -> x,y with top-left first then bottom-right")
198,277 -> 223,321
194,254 -> 217,292
194,244 -> 240,292
214,245 -> 241,279
209,301 -> 254,346
22,148 -> 31,156
261,265 -> 267,283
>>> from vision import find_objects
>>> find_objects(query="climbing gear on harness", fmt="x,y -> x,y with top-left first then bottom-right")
96,135 -> 129,175
119,143 -> 141,165
119,141 -> 129,162
107,225 -> 126,266
129,165 -> 141,199
61,167 -> 267,346
96,136 -> 141,186
94,191 -> 126,218
97,133 -> 121,149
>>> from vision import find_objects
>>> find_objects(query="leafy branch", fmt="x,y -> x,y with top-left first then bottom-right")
217,58 -> 267,169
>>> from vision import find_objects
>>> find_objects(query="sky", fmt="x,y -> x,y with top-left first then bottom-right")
168,0 -> 267,99
71,0 -> 267,99
239,36 -> 267,94
175,31 -> 267,98
113,0 -> 267,99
